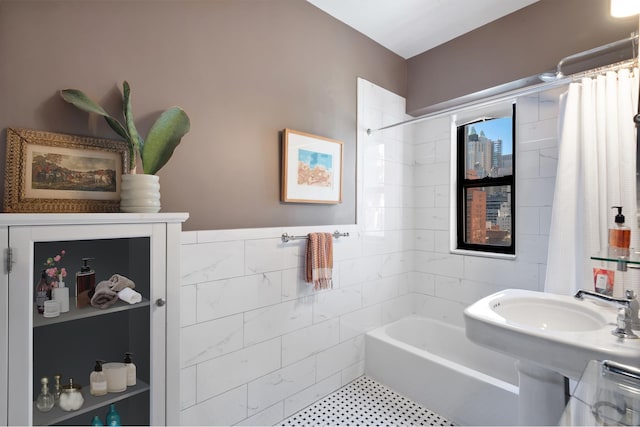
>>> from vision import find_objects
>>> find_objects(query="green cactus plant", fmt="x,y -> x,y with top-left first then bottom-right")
60,81 -> 190,175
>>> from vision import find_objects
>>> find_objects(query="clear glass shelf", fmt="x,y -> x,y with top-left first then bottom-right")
33,297 -> 150,328
591,248 -> 640,266
32,380 -> 150,426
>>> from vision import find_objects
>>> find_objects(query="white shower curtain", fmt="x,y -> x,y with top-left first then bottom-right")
545,68 -> 639,297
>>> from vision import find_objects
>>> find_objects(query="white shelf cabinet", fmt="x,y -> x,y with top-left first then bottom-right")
0,213 -> 187,426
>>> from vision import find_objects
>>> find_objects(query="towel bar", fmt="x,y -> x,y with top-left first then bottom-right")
281,230 -> 349,243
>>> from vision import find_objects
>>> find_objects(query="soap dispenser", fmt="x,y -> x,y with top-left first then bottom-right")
90,360 -> 108,396
609,206 -> 631,252
76,257 -> 95,308
52,272 -> 70,313
124,352 -> 136,386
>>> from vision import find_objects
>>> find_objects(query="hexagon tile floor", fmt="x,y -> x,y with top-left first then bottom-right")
280,376 -> 455,426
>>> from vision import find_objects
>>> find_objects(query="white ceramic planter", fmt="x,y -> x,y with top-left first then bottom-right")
119,174 -> 161,213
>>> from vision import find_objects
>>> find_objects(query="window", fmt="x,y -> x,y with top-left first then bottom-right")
456,105 -> 515,255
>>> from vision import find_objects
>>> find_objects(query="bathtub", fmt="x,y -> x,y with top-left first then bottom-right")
365,315 -> 519,426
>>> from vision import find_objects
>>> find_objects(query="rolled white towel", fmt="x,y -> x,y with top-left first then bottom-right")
118,287 -> 142,304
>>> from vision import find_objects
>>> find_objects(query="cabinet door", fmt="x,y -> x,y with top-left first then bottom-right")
0,226 -> 7,426
148,223 -> 167,427
8,223 -> 166,426
8,225 -> 32,426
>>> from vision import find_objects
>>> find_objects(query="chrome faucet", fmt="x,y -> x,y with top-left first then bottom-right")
574,289 -> 639,339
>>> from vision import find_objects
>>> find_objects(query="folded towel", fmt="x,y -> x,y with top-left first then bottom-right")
305,232 -> 333,290
118,287 -> 142,304
90,281 -> 118,309
109,274 -> 135,291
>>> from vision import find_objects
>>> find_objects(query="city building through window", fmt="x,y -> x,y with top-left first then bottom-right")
455,105 -> 515,255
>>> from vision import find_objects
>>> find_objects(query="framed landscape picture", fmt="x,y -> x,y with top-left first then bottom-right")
4,128 -> 130,212
281,128 -> 343,204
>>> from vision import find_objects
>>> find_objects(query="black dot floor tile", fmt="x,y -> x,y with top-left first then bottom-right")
279,376 -> 455,426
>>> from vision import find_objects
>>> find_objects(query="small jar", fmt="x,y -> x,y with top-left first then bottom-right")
103,362 -> 127,392
58,378 -> 84,411
43,300 -> 60,318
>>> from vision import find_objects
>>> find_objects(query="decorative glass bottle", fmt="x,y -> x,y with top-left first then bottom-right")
105,403 -> 121,426
35,270 -> 51,314
35,377 -> 54,412
53,374 -> 62,405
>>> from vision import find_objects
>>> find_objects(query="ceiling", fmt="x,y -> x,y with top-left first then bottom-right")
307,0 -> 540,59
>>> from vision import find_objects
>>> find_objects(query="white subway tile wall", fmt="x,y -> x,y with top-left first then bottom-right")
178,80 -> 560,425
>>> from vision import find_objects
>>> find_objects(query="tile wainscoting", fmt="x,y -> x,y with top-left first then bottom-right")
179,224 -> 415,425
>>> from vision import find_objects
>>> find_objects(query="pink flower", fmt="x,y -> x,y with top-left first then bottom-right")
42,250 -> 66,282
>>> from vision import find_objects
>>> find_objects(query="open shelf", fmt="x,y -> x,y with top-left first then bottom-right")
591,248 -> 640,264
32,380 -> 150,426
33,297 -> 150,328
591,248 -> 640,271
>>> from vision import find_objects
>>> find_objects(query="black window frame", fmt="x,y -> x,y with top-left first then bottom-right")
455,104 -> 516,255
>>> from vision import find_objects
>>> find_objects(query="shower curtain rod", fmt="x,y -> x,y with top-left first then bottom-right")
367,35 -> 639,136
554,32 -> 637,79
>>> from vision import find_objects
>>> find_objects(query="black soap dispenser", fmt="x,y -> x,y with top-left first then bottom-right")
609,206 -> 631,252
75,257 -> 95,308
90,360 -> 107,396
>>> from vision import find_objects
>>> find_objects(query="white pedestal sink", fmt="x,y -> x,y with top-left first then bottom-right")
516,360 -> 566,425
464,289 -> 640,425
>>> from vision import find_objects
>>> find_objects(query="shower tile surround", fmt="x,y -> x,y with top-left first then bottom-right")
179,79 -> 561,425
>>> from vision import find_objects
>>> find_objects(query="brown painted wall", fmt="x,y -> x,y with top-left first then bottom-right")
407,0 -> 638,115
0,0 -> 406,231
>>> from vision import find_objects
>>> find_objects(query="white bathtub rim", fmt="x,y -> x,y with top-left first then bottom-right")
367,315 -> 519,396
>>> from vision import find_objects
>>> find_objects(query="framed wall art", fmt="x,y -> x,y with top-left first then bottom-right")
281,128 -> 343,204
4,127 -> 130,212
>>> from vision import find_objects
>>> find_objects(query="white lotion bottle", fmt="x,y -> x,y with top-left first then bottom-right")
52,273 -> 69,313
124,352 -> 136,386
90,360 -> 108,396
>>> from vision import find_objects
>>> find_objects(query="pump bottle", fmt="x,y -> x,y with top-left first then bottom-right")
76,257 -> 95,308
90,360 -> 108,396
609,206 -> 631,252
52,272 -> 69,313
124,352 -> 136,386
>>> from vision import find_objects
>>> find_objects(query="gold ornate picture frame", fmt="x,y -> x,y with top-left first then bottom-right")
281,128 -> 343,204
4,128 -> 130,212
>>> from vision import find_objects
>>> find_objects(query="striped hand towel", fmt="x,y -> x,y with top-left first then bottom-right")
305,232 -> 333,290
